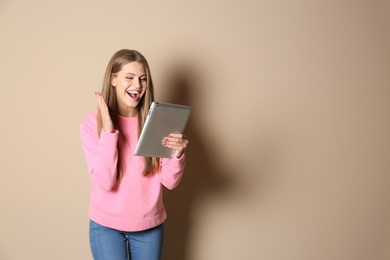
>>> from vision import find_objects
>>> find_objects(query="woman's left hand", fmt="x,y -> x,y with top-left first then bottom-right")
162,133 -> 189,158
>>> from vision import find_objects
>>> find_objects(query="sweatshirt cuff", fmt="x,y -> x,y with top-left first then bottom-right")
99,129 -> 119,146
162,153 -> 186,167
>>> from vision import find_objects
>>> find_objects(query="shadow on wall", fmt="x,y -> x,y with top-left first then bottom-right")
160,60 -> 236,260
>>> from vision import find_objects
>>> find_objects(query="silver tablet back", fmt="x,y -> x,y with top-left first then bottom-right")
134,102 -> 192,158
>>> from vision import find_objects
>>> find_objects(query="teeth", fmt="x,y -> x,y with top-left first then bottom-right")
127,90 -> 140,99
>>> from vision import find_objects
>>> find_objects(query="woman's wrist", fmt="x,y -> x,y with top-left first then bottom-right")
103,127 -> 115,133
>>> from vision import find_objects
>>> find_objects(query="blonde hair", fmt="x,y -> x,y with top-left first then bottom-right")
98,49 -> 159,177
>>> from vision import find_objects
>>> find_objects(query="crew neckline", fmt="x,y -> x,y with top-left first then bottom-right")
116,114 -> 138,120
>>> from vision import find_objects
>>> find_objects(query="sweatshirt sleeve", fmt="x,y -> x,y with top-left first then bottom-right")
159,154 -> 186,190
80,114 -> 119,191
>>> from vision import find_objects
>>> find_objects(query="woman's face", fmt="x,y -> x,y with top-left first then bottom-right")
111,61 -> 147,117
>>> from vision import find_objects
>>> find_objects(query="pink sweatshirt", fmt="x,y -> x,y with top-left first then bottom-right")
80,111 -> 186,232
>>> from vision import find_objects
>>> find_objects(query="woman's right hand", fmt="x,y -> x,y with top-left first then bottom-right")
95,92 -> 114,133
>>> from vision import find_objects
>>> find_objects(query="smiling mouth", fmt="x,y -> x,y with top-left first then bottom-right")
127,90 -> 140,99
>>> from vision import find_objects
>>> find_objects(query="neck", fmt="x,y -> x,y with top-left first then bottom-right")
118,106 -> 138,117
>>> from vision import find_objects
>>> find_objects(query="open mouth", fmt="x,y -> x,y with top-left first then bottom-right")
127,90 -> 140,99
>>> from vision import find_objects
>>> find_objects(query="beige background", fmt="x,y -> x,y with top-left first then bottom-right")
0,0 -> 389,259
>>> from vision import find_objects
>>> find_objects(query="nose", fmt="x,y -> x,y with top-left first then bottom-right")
132,77 -> 143,88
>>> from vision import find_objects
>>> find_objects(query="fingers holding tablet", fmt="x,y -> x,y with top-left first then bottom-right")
162,134 -> 189,158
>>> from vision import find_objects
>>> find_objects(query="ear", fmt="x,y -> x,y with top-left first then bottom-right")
111,74 -> 117,87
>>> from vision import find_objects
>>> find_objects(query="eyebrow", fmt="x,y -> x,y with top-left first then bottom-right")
124,72 -> 146,77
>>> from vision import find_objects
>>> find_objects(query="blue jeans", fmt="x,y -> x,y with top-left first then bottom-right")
89,220 -> 164,260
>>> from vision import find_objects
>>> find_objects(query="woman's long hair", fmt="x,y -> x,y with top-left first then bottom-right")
97,49 -> 159,177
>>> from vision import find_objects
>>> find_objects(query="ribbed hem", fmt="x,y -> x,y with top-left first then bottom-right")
88,207 -> 167,232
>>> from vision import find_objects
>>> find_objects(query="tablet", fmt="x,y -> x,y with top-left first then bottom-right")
134,102 -> 192,158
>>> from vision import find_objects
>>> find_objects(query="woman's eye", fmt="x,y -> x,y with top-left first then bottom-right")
140,78 -> 147,82
126,77 -> 133,80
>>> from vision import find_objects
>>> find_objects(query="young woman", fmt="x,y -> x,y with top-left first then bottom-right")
80,49 -> 189,260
